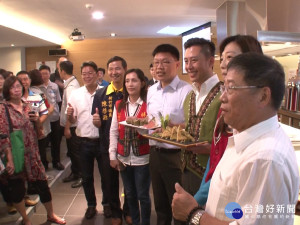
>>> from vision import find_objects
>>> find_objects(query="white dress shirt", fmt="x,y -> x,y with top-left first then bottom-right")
60,76 -> 80,127
68,85 -> 101,138
109,97 -> 149,166
191,74 -> 219,113
205,116 -> 300,225
147,75 -> 192,149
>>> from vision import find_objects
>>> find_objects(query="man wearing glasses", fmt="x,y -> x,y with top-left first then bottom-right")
147,44 -> 192,225
172,53 -> 299,225
67,61 -> 102,220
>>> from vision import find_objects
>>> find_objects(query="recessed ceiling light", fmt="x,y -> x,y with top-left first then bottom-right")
92,11 -> 104,20
285,42 -> 292,46
110,33 -> 116,37
11,44 -> 15,47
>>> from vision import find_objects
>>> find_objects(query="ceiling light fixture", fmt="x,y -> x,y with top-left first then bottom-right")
92,11 -> 104,20
110,33 -> 116,37
11,44 -> 15,47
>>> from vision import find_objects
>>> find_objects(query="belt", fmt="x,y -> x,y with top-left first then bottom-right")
80,137 -> 99,142
151,146 -> 181,153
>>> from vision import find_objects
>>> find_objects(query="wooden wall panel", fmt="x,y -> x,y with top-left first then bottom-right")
26,37 -> 222,85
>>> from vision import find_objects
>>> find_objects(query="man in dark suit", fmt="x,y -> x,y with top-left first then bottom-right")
147,63 -> 158,86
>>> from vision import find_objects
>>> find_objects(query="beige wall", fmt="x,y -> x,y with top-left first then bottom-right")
0,47 -> 26,74
26,37 -> 222,85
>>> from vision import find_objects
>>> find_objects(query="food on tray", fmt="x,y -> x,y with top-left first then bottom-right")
152,125 -> 195,143
160,114 -> 170,130
124,116 -> 158,129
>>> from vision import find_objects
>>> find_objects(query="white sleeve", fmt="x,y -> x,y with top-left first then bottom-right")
109,106 -> 119,160
236,159 -> 295,225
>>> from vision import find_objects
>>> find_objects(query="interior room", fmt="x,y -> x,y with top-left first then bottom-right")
0,0 -> 300,224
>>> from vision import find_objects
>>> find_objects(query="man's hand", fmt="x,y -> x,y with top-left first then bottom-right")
64,127 -> 71,139
92,108 -> 101,128
172,183 -> 199,221
185,142 -> 211,155
67,103 -> 76,124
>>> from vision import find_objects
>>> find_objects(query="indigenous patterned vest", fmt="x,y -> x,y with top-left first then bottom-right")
182,82 -> 222,178
116,100 -> 150,157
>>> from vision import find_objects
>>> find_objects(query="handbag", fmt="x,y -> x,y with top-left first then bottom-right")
3,104 -> 25,174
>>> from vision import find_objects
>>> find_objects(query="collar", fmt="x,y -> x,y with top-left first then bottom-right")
83,85 -> 100,96
157,75 -> 180,91
126,97 -> 143,105
192,74 -> 219,94
106,82 -> 123,95
28,89 -> 35,96
230,116 -> 279,154
64,76 -> 75,85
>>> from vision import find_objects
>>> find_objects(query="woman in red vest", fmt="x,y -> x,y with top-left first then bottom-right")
109,68 -> 151,225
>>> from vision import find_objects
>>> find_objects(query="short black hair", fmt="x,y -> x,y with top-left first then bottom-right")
227,53 -> 285,110
97,68 -> 105,74
16,71 -> 29,77
106,56 -> 127,69
60,61 -> 73,75
184,38 -> 215,58
152,44 -> 180,61
81,61 -> 98,73
39,64 -> 51,72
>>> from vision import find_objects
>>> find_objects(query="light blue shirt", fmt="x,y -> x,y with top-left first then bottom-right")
147,76 -> 192,149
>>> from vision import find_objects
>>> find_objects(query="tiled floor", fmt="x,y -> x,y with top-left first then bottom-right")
0,137 -> 157,225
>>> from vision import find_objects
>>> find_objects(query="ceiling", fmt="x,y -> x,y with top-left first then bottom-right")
0,0 -> 225,48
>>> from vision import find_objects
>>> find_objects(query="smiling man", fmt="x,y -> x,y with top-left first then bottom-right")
181,38 -> 222,200
147,44 -> 192,225
67,61 -> 101,220
172,53 -> 299,225
92,56 -> 131,225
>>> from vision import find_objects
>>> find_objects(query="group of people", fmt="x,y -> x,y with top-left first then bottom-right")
0,34 -> 299,225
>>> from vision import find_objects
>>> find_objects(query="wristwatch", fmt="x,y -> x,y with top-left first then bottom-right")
189,210 -> 204,225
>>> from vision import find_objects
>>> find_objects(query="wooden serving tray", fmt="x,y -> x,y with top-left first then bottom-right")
142,134 -> 207,149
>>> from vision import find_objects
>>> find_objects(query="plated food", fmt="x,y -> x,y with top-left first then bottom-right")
120,116 -> 159,130
152,126 -> 195,143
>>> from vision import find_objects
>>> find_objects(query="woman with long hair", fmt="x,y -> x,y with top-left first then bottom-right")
109,68 -> 151,225
0,76 -> 66,225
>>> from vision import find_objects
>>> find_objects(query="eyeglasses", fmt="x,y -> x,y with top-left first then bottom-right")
10,85 -> 23,90
220,85 -> 264,95
152,60 -> 174,68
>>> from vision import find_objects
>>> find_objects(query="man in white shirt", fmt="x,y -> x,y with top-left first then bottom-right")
58,61 -> 82,188
67,61 -> 101,220
172,53 -> 299,225
147,44 -> 192,225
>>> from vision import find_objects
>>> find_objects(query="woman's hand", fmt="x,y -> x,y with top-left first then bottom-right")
28,112 -> 39,122
4,148 -> 15,175
110,160 -> 120,171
